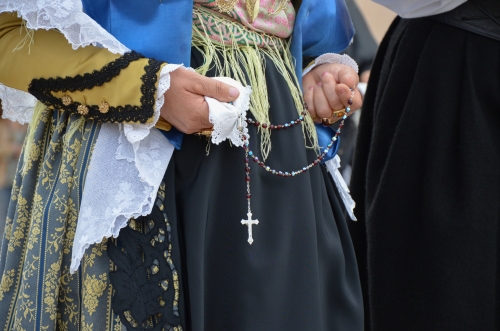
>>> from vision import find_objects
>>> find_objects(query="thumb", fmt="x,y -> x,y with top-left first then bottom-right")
192,75 -> 240,102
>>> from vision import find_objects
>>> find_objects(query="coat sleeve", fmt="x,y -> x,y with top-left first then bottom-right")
0,12 -> 169,126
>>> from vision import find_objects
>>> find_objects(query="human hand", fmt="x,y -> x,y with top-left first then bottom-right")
161,68 -> 240,134
302,63 -> 362,124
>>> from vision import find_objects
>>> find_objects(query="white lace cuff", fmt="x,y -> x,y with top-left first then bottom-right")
71,64 -> 182,273
302,53 -> 359,77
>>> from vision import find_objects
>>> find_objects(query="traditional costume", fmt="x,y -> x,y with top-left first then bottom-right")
350,0 -> 500,329
0,0 -> 363,329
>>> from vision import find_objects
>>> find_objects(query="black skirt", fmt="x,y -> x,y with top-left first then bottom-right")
110,49 -> 364,330
350,17 -> 500,330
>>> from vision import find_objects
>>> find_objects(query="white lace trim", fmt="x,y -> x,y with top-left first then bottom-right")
0,85 -> 37,124
71,65 -> 182,273
325,155 -> 357,221
123,64 -> 183,144
0,0 -> 129,54
71,124 -> 175,273
302,53 -> 359,77
207,77 -> 251,147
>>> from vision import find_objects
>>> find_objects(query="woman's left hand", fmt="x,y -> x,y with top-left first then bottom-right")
302,63 -> 362,124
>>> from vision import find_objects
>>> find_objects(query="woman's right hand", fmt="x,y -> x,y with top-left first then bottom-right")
161,68 -> 240,134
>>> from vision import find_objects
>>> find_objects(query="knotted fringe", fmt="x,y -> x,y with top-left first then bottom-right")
192,6 -> 318,160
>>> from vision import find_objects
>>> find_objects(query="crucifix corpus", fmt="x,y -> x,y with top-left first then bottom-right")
241,212 -> 259,244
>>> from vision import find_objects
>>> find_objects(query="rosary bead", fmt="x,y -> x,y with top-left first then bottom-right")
245,167 -> 250,172
248,151 -> 253,156
262,123 -> 268,129
270,125 -> 275,129
254,121 -> 260,126
245,176 -> 251,181
245,157 -> 249,163
246,194 -> 251,199
348,99 -> 353,105
346,107 -> 351,112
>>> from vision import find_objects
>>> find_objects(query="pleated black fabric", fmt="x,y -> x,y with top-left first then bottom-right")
159,49 -> 364,331
350,17 -> 500,331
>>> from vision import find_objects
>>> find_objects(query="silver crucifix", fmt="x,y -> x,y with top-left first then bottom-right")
241,212 -> 259,244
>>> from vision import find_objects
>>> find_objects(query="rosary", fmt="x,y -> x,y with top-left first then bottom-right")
240,90 -> 354,244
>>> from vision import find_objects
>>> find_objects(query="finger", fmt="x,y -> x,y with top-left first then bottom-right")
197,99 -> 212,128
313,82 -> 334,119
335,84 -> 362,111
336,65 -> 359,88
302,73 -> 319,92
304,85 -> 319,122
320,72 -> 345,111
191,75 -> 240,103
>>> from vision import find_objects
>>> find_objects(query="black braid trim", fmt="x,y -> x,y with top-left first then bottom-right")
28,51 -> 165,123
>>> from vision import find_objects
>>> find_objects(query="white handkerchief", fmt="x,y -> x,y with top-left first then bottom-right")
205,77 -> 252,147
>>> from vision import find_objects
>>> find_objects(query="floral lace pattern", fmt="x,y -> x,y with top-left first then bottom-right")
71,123 -> 175,273
0,85 -> 37,124
0,0 -> 129,54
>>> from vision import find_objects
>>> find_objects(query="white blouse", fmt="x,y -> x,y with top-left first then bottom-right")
373,0 -> 467,18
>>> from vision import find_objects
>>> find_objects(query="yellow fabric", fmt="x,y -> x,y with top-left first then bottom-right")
156,117 -> 173,131
0,12 -> 165,125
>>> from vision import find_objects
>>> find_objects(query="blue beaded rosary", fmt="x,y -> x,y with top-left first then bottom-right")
240,89 -> 354,244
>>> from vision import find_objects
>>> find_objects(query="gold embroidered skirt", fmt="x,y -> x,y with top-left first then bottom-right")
0,107 -> 123,331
